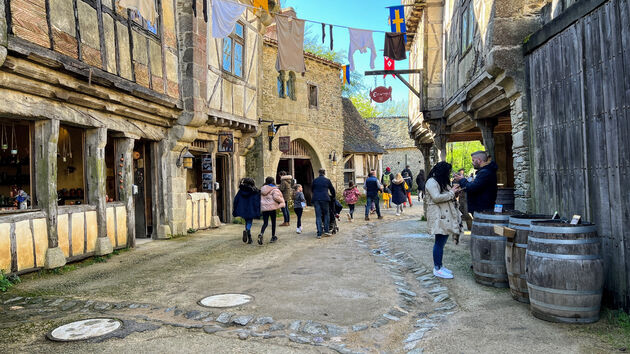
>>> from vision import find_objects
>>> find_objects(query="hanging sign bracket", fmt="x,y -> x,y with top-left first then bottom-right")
364,69 -> 423,99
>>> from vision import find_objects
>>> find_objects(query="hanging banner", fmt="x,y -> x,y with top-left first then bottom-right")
218,132 -> 234,153
370,86 -> 392,103
384,56 -> 395,78
201,154 -> 213,192
341,65 -> 351,85
388,6 -> 407,43
279,136 -> 291,153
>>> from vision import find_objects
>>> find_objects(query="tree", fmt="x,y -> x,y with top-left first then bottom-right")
446,141 -> 485,175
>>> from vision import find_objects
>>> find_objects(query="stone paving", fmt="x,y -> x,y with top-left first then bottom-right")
0,207 -> 460,353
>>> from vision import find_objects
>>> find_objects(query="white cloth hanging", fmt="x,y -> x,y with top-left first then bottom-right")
211,0 -> 247,38
348,28 -> 376,71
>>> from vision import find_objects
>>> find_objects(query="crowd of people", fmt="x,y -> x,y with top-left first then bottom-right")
232,152 -> 499,284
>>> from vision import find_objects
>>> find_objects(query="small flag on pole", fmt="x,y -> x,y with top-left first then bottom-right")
384,56 -> 395,78
388,5 -> 407,43
341,65 -> 351,85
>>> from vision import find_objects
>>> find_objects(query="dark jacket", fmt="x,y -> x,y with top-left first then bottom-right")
457,161 -> 498,214
402,172 -> 413,190
364,176 -> 382,198
232,184 -> 261,219
311,175 -> 336,202
416,173 -> 425,191
390,178 -> 407,205
402,168 -> 413,183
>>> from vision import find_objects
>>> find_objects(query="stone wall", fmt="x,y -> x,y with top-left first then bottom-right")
382,148 -> 425,189
246,43 -> 344,191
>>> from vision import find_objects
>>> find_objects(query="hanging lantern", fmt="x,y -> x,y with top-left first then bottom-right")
182,151 -> 194,169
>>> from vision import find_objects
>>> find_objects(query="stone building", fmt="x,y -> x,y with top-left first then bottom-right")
246,8 -> 344,203
403,0 -> 551,211
342,98 -> 385,188
0,0 -> 272,275
365,116 -> 425,188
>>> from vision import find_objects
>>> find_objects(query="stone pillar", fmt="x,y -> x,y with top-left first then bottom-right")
433,134 -> 448,162
114,138 -> 136,247
86,128 -> 113,255
476,119 -> 498,159
34,119 -> 65,269
510,96 -> 531,212
419,143 -> 432,174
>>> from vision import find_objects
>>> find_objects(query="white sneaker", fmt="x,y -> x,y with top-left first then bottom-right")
296,227 -> 302,234
433,268 -> 454,279
346,212 -> 351,221
441,267 -> 453,274
395,213 -> 400,216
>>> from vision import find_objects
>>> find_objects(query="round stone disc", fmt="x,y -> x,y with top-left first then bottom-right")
48,318 -> 122,341
199,294 -> 253,308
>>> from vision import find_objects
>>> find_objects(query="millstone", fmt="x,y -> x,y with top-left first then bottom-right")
199,294 -> 253,308
48,318 -> 122,341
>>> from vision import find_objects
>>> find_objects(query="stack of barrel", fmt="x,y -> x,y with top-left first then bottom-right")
470,211 -> 604,323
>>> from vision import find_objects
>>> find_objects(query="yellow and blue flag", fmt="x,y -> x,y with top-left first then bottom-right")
341,65 -> 351,85
388,5 -> 407,42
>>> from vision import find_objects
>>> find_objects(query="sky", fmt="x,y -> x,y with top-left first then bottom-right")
283,0 -> 411,110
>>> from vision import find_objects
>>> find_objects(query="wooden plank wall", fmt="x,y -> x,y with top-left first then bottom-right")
527,0 -> 630,310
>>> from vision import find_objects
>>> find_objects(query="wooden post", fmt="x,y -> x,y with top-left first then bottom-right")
34,119 -> 66,269
476,119 -> 498,159
86,127 -> 113,255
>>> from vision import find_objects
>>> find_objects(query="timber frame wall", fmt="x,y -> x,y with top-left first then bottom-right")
525,0 -> 630,310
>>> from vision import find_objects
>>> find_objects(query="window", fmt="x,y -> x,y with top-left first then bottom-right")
461,1 -> 474,54
0,120 -> 34,212
223,22 -> 245,77
57,125 -> 86,206
277,72 -> 285,98
287,72 -> 296,100
308,84 -> 318,109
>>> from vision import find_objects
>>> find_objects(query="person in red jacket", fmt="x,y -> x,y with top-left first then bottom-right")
258,176 -> 285,245
343,181 -> 361,221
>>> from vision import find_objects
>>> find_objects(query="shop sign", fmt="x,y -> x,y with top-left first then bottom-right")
218,132 -> 234,153
369,86 -> 392,103
279,136 -> 290,153
201,154 -> 213,192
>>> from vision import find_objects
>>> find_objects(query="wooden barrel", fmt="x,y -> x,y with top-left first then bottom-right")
496,188 -> 515,210
471,211 -> 520,288
506,215 -> 552,303
526,221 -> 603,323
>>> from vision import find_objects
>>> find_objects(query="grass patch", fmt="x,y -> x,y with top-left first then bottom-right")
579,308 -> 630,350
232,217 -> 245,225
0,271 -> 21,292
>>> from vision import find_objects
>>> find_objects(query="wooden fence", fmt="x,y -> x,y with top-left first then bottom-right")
525,0 -> 630,310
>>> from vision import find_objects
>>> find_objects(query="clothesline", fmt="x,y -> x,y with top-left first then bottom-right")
217,0 -> 405,34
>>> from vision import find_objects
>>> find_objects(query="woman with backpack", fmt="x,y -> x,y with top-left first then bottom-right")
258,176 -> 285,245
425,162 -> 462,279
390,173 -> 407,216
232,178 -> 261,244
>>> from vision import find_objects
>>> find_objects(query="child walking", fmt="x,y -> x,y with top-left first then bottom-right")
258,177 -> 285,245
382,186 -> 392,208
294,184 -> 306,234
343,181 -> 360,221
232,178 -> 261,244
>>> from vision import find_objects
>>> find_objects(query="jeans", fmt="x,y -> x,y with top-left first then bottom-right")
433,234 -> 449,269
348,204 -> 355,218
281,206 -> 290,223
260,211 -> 276,236
244,218 -> 253,232
313,200 -> 330,236
365,195 -> 381,217
295,208 -> 303,228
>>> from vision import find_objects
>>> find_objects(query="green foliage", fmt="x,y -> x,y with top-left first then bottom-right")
580,308 -> 630,350
187,228 -> 197,233
232,218 -> 245,225
0,271 -> 20,292
445,141 -> 486,175
348,94 -> 407,118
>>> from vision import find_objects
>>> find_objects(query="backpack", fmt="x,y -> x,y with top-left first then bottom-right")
382,173 -> 391,186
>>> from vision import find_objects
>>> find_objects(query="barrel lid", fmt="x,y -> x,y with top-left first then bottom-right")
474,210 -> 522,221
509,214 -> 553,226
530,220 -> 597,234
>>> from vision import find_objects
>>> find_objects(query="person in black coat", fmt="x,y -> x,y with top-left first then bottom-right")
232,178 -> 261,244
454,151 -> 498,215
311,169 -> 336,238
390,173 -> 407,216
416,169 -> 426,200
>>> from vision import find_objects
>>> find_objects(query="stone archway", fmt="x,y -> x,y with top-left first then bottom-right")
273,138 -> 323,204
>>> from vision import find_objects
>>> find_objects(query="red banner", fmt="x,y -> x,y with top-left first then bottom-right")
384,56 -> 395,78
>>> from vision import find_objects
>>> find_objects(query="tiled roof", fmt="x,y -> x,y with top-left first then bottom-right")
342,98 -> 386,154
365,116 -> 416,149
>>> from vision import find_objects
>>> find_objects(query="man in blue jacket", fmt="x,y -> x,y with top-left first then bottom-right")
364,170 -> 384,221
454,151 -> 498,214
311,168 -> 336,238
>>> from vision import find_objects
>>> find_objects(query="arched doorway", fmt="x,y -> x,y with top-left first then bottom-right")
275,139 -> 318,205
